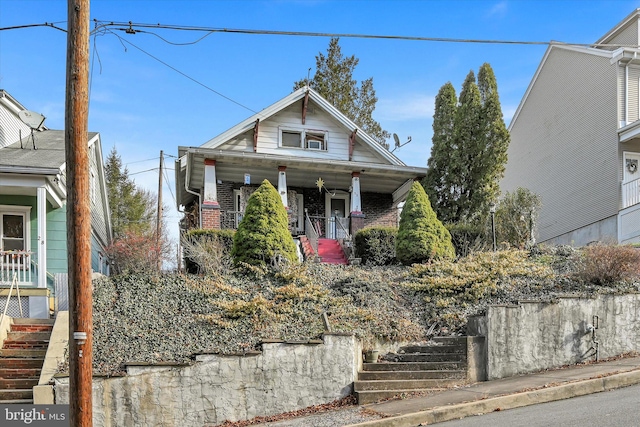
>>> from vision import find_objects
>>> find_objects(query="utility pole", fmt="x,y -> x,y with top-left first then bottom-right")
65,0 -> 92,426
157,150 -> 164,270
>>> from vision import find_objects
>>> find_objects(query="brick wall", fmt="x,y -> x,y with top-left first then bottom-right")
361,192 -> 398,228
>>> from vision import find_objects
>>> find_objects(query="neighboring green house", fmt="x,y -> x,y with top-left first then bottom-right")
0,89 -> 112,318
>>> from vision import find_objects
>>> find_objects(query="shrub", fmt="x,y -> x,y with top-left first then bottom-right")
182,229 -> 235,275
354,227 -> 398,266
231,179 -> 299,268
577,243 -> 640,285
495,187 -> 541,249
106,229 -> 169,275
446,222 -> 487,257
396,181 -> 455,265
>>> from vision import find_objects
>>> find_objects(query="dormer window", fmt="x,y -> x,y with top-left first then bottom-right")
279,127 -> 327,151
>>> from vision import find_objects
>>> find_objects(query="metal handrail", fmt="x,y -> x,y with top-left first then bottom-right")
335,216 -> 351,240
0,273 -> 23,326
304,209 -> 319,254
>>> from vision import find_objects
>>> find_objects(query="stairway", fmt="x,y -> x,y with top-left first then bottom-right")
355,337 -> 471,404
317,238 -> 348,265
0,318 -> 53,404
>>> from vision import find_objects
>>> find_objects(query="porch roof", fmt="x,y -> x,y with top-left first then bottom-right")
0,130 -> 98,172
176,147 -> 428,207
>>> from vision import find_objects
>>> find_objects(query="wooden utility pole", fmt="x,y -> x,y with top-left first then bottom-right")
157,150 -> 164,270
65,0 -> 92,426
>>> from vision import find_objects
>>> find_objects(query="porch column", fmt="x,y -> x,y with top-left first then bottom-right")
278,166 -> 288,209
202,159 -> 221,229
350,172 -> 365,236
37,187 -> 47,289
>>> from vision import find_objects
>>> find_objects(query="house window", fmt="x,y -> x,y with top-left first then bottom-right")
279,127 -> 327,151
0,207 -> 30,252
282,131 -> 302,148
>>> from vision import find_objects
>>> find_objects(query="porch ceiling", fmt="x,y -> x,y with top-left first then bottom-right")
619,120 -> 640,143
179,149 -> 427,206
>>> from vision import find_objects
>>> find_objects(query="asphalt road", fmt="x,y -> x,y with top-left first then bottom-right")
436,383 -> 640,427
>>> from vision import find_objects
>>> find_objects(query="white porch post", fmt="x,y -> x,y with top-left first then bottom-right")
350,172 -> 362,214
37,186 -> 47,289
278,166 -> 288,209
203,159 -> 218,205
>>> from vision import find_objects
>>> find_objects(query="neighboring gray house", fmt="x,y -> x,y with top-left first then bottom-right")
502,9 -> 640,246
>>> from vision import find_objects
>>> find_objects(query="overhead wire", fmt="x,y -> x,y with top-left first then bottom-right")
103,27 -> 257,113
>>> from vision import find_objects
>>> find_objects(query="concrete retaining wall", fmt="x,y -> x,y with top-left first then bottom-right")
486,293 -> 640,379
54,333 -> 359,427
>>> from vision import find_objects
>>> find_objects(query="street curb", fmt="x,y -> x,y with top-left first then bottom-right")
345,368 -> 640,427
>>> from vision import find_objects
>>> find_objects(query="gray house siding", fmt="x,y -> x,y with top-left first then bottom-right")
503,47 -> 619,244
605,19 -> 639,49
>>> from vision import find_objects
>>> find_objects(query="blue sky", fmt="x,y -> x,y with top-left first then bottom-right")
1,0 -> 638,246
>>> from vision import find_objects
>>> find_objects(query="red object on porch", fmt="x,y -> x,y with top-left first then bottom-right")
317,238 -> 348,265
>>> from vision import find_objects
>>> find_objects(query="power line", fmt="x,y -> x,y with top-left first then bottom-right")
103,28 -> 257,113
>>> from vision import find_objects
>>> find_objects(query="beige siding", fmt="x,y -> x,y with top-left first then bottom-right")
0,103 -> 31,148
352,140 -> 388,163
503,48 -> 619,243
606,19 -> 639,48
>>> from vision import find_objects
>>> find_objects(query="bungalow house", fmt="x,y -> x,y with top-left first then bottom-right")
502,9 -> 640,246
175,86 -> 427,257
0,89 -> 112,318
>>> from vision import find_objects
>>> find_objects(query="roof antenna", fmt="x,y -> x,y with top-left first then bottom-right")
18,110 -> 46,150
307,67 -> 312,87
391,133 -> 412,153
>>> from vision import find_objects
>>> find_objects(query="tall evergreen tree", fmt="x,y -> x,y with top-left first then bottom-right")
104,147 -> 156,237
294,38 -> 390,147
423,82 -> 458,224
423,63 -> 510,224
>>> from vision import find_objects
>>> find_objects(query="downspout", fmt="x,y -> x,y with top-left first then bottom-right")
184,152 -> 202,228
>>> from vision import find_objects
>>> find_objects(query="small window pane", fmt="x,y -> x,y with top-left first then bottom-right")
2,239 -> 24,251
305,132 -> 326,150
3,215 -> 24,238
282,131 -> 301,148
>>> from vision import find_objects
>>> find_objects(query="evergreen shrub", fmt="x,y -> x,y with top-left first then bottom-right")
446,222 -> 487,257
231,179 -> 298,267
396,181 -> 455,265
354,227 -> 398,266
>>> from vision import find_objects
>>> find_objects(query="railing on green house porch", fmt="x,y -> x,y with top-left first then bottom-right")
0,251 -> 33,286
622,177 -> 640,209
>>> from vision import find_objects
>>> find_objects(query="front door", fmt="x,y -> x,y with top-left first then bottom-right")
325,191 -> 349,239
623,152 -> 640,208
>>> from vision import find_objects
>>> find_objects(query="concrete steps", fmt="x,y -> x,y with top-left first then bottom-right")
0,318 -> 53,404
355,337 -> 472,404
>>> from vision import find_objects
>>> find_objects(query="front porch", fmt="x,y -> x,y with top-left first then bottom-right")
1,251 -> 53,319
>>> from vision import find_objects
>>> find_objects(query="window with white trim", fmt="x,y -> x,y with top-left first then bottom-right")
0,206 -> 31,252
279,127 -> 328,151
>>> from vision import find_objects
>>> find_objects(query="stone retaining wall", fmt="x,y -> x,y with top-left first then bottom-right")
484,293 -> 640,379
54,333 -> 359,427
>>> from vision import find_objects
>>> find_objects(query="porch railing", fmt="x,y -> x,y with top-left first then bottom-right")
622,178 -> 640,209
1,251 -> 33,285
221,210 -> 243,230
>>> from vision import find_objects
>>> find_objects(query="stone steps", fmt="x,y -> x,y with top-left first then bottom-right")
355,336 -> 472,404
0,319 -> 53,404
